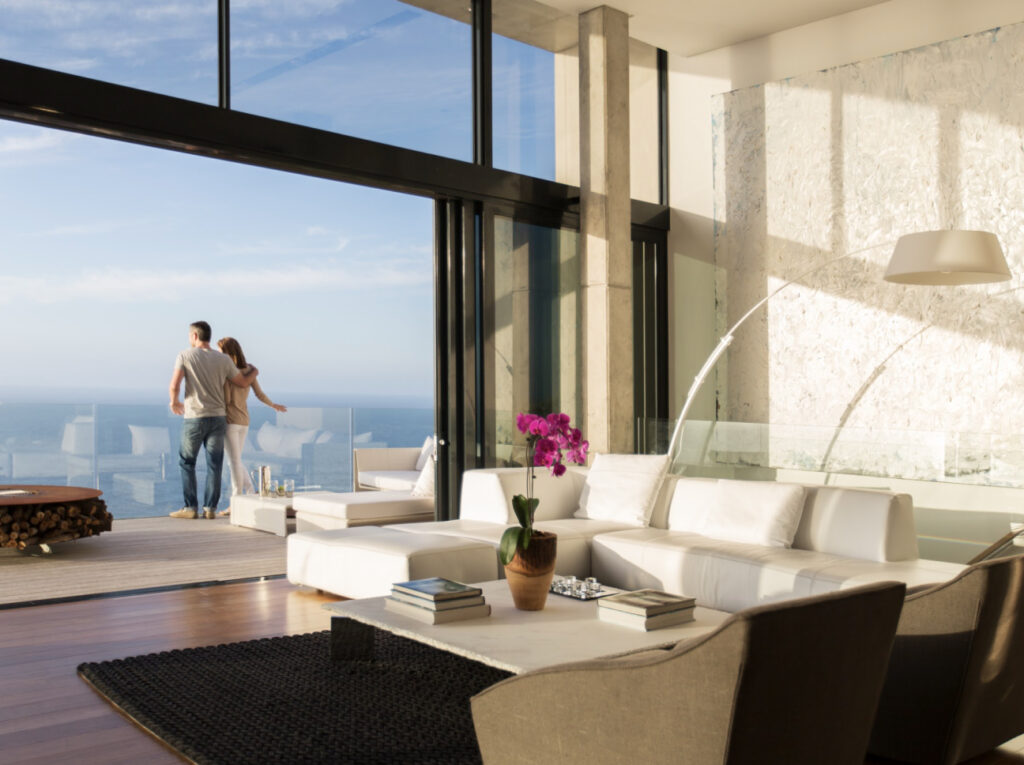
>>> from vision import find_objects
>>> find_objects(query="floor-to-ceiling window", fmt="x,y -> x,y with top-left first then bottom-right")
483,212 -> 581,467
0,0 -> 671,521
0,119 -> 434,516
231,1 -> 472,160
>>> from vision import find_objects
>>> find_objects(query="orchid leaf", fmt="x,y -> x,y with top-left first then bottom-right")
499,526 -> 524,565
511,494 -> 540,530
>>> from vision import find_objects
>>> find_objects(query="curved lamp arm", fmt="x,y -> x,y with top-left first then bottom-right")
665,245 -> 882,460
664,230 -> 1011,467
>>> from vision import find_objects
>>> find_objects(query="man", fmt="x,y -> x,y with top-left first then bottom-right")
168,321 -> 258,519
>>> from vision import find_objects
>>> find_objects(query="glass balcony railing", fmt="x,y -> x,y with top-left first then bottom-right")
639,418 -> 1024,489
0,402 -> 433,519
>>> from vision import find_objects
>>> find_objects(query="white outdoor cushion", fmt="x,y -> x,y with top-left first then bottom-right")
415,435 -> 434,471
666,477 -> 720,532
128,425 -> 171,456
411,455 -> 435,497
292,490 -> 433,523
358,470 -> 421,491
574,453 -> 669,527
702,480 -> 806,548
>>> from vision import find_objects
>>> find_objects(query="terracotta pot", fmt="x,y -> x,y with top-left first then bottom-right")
504,531 -> 557,611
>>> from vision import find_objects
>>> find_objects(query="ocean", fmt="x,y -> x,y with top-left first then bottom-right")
0,391 -> 433,519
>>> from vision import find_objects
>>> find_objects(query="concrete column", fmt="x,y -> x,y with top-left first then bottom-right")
580,5 -> 633,455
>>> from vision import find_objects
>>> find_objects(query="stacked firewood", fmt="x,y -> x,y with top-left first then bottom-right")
0,499 -> 112,550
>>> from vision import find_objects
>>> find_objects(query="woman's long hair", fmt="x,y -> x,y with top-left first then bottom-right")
217,337 -> 247,370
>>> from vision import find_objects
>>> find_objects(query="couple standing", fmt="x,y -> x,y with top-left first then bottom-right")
168,321 -> 286,519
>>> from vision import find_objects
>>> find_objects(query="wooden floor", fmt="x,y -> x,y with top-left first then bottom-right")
0,578 -> 334,764
2,578 -> 1024,765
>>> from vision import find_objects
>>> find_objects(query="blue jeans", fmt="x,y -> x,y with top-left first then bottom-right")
179,416 -> 227,511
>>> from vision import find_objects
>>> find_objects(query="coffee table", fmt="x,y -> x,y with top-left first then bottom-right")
0,484 -> 111,552
324,580 -> 731,674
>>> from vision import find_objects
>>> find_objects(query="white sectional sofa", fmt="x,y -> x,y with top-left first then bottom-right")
288,461 -> 965,611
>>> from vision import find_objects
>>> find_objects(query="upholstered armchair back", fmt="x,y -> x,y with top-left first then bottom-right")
869,554 -> 1024,765
472,580 -> 906,765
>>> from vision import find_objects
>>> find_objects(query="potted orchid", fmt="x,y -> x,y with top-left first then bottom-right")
500,412 -> 588,610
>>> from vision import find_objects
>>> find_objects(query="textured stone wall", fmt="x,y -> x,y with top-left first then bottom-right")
711,22 -> 1024,482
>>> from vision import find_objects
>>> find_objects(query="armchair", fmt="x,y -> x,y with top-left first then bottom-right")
869,554 -> 1024,765
472,581 -> 907,765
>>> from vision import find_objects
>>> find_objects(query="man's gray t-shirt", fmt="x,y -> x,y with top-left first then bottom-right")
175,347 -> 239,418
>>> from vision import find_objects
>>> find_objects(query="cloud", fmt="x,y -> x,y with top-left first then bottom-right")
0,131 -> 64,154
0,262 -> 430,305
0,130 -> 71,168
217,233 -> 350,257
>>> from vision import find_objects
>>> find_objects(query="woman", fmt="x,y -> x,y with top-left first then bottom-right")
217,337 -> 287,514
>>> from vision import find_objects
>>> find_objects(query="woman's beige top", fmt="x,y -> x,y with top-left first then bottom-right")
223,371 -> 274,426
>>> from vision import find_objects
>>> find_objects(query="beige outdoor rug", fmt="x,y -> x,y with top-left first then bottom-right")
0,517 -> 288,606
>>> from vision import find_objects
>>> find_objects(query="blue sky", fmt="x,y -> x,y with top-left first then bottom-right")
0,0 -> 555,405
0,120 -> 435,402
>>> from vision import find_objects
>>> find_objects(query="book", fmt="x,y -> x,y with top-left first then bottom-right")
597,589 -> 696,616
389,589 -> 486,611
384,596 -> 492,624
391,577 -> 483,602
597,604 -> 696,631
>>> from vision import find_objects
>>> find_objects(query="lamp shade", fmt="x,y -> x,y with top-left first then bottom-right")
884,230 -> 1011,285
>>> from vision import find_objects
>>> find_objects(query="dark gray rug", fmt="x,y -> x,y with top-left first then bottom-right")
77,628 -> 513,764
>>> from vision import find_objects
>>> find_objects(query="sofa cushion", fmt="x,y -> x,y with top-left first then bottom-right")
574,454 -> 668,527
459,468 -> 586,524
701,480 -> 805,548
591,528 -> 962,613
792,486 -> 918,562
666,477 -> 720,532
391,518 -> 597,578
391,519 -> 509,545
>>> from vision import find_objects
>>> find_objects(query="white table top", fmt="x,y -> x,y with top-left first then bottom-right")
324,580 -> 730,674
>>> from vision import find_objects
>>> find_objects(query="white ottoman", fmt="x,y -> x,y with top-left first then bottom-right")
286,526 -> 500,599
230,494 -> 295,536
292,490 -> 434,532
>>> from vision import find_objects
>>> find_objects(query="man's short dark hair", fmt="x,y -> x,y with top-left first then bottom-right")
190,321 -> 212,342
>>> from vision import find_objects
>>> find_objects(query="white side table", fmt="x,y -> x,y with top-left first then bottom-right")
230,494 -> 293,536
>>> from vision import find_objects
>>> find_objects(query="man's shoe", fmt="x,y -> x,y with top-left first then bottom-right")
170,507 -> 197,519
204,508 -> 216,519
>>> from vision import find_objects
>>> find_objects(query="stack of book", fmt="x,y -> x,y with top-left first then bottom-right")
384,577 -> 491,624
597,589 -> 696,631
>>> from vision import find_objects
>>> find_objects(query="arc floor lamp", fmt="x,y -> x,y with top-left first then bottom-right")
666,229 -> 1013,461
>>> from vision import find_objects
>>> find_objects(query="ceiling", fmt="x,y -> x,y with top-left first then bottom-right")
533,0 -> 890,56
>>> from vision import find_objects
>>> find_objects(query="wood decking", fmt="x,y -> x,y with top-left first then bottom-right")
0,516 -> 288,606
